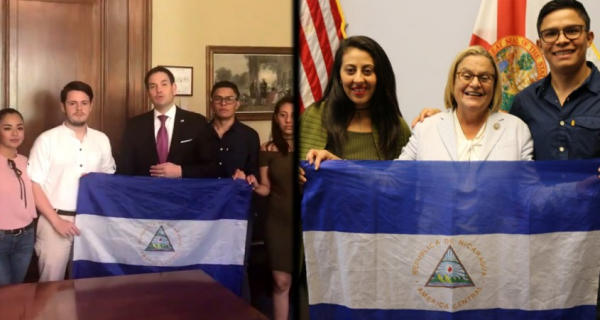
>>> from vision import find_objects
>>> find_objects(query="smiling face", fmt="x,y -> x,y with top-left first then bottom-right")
340,47 -> 377,109
537,8 -> 593,75
453,55 -> 496,114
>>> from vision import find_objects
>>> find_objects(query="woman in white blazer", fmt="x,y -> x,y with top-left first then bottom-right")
398,46 -> 533,161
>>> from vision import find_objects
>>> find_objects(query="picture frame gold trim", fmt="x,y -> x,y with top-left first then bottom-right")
206,46 -> 293,121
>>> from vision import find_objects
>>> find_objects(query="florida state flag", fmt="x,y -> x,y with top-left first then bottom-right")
470,0 -> 600,112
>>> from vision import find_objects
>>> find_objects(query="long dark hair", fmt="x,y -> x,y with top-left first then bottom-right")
266,95 -> 293,155
319,36 -> 403,159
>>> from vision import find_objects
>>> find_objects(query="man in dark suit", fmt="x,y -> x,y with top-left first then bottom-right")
116,66 -> 216,178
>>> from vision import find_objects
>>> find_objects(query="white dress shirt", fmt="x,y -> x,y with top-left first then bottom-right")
153,105 -> 176,152
28,123 -> 116,211
453,110 -> 487,161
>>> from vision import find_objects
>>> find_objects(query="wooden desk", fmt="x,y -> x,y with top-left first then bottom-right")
0,269 -> 269,320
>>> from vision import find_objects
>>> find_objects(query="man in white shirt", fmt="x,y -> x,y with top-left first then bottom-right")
28,81 -> 116,282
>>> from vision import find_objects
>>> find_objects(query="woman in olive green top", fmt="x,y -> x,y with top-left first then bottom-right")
299,36 -> 411,175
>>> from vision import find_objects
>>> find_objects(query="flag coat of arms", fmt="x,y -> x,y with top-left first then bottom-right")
471,0 -> 600,112
302,160 -> 600,320
73,174 -> 252,296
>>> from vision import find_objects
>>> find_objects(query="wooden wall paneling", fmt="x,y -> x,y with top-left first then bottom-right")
14,0 -> 101,156
0,0 -> 5,108
0,0 -> 151,157
102,0 -> 128,154
126,0 -> 152,119
7,0 -> 16,111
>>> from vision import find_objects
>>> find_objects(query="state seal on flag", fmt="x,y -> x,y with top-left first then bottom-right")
137,221 -> 182,266
412,238 -> 488,311
489,36 -> 547,112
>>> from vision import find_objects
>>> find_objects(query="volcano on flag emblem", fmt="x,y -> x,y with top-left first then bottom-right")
426,245 -> 475,288
145,225 -> 175,252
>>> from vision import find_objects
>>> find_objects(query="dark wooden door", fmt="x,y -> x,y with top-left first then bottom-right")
0,0 -> 152,156
0,0 -> 152,282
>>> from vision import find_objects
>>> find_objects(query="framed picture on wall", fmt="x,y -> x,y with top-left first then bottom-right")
206,46 -> 293,121
161,66 -> 193,96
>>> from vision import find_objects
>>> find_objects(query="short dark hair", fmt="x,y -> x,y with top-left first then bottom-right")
537,0 -> 590,34
0,108 -> 24,122
60,81 -> 94,104
211,80 -> 240,98
144,66 -> 175,89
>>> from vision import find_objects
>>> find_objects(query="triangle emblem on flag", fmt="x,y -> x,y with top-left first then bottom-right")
145,225 -> 175,252
425,245 -> 475,288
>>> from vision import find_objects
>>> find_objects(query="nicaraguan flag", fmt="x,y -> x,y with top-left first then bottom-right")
73,173 -> 251,296
301,160 -> 600,320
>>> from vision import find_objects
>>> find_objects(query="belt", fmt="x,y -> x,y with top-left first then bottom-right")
56,209 -> 77,216
1,221 -> 34,235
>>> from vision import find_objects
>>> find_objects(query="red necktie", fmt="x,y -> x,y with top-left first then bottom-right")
157,115 -> 168,163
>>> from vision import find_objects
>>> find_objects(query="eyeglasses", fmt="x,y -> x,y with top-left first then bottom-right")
7,159 -> 27,208
211,96 -> 237,105
456,71 -> 495,85
539,25 -> 585,43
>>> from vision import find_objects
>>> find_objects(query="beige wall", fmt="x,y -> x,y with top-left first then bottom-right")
152,0 -> 293,144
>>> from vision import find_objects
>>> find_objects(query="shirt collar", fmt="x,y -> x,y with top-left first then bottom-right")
60,122 -> 88,138
0,152 -> 17,162
536,61 -> 600,96
154,104 -> 177,120
210,117 -> 240,133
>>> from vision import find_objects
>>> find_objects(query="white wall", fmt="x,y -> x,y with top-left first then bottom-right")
340,0 -> 600,125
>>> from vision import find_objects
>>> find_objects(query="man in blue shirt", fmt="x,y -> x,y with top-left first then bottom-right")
510,0 -> 600,161
510,1 -> 600,318
414,0 -> 600,166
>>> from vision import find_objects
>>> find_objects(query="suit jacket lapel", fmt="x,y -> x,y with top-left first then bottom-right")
437,113 -> 458,161
168,106 -> 183,162
479,113 -> 506,160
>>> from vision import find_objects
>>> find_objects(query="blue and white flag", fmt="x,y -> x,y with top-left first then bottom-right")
301,160 -> 600,320
73,173 -> 251,296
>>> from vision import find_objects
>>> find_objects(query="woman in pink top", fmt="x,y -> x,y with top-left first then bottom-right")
0,108 -> 36,285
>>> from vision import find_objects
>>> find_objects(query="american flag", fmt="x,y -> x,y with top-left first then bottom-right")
299,0 -> 347,112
